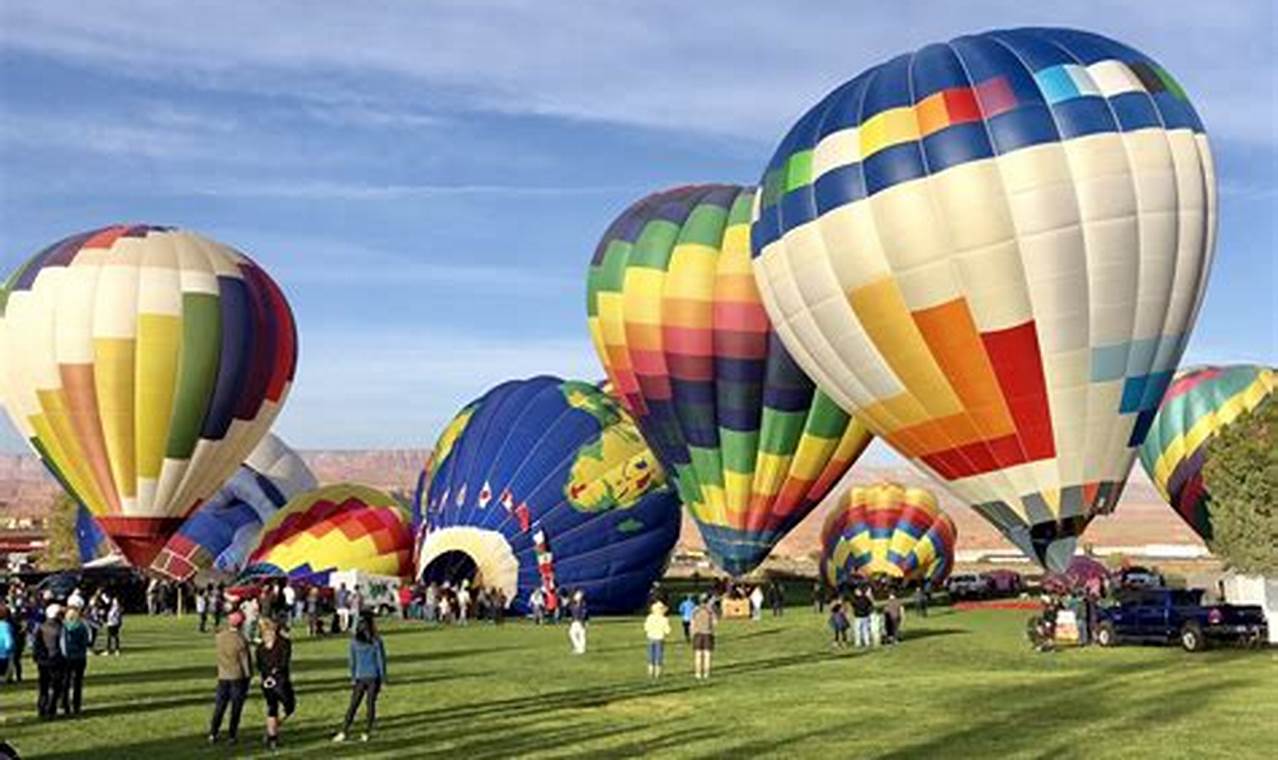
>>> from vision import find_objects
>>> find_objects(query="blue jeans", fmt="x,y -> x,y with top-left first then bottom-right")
647,640 -> 664,666
855,617 -> 872,647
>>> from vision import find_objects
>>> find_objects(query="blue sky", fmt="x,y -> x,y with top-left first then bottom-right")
0,1 -> 1274,457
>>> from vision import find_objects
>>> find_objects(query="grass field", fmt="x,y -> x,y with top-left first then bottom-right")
0,606 -> 1275,759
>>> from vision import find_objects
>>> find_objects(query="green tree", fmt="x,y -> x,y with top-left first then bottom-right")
40,493 -> 82,571
1202,396 -> 1278,575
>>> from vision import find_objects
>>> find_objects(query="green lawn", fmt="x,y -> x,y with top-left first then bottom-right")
1,607 -> 1275,759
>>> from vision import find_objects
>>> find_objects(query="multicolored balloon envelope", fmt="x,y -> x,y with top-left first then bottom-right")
820,483 -> 956,587
751,28 -> 1216,571
0,225 -> 297,568
415,376 -> 681,614
1139,365 -> 1276,540
75,504 -> 117,564
240,483 -> 414,584
150,433 -> 317,581
587,185 -> 873,576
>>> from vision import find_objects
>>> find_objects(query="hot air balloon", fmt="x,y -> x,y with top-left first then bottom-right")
150,433 -> 317,581
240,483 -> 414,584
820,483 -> 956,587
0,225 -> 297,567
1139,365 -> 1275,540
416,376 -> 681,614
75,505 -> 116,564
751,28 -> 1215,571
587,185 -> 873,576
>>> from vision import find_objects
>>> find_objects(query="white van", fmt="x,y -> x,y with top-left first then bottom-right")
328,570 -> 403,617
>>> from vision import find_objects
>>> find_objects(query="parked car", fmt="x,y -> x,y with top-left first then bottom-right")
1116,566 -> 1165,589
984,569 -> 1024,598
946,573 -> 992,600
1096,588 -> 1267,651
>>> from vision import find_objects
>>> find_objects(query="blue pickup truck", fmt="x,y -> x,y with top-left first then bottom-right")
1095,588 -> 1267,651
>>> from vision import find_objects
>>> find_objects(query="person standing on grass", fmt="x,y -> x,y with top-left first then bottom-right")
884,592 -> 903,644
749,585 -> 764,622
209,611 -> 253,745
690,595 -> 716,680
644,601 -> 671,678
256,619 -> 295,750
334,612 -> 387,744
852,587 -> 874,649
568,590 -> 589,655
33,604 -> 65,720
0,605 -> 14,686
59,603 -> 91,716
196,584 -> 209,632
457,583 -> 471,626
829,599 -> 850,649
678,595 -> 695,643
916,581 -> 930,618
104,595 -> 123,656
813,581 -> 826,614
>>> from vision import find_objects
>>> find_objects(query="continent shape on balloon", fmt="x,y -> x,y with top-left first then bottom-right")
0,225 -> 297,568
415,376 -> 681,614
750,28 -> 1216,571
587,184 -> 873,576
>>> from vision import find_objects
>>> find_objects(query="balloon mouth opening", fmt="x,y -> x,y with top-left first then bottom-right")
416,526 -> 519,604
96,516 -> 184,570
420,549 -> 480,588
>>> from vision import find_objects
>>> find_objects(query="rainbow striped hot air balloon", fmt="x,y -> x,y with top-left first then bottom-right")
752,28 -> 1215,571
1139,365 -> 1276,540
0,225 -> 296,567
242,483 -> 414,584
150,433 -> 317,581
820,483 -> 956,587
587,185 -> 873,576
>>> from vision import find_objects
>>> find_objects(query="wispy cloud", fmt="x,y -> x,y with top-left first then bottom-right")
183,180 -> 644,201
2,1 -> 1273,144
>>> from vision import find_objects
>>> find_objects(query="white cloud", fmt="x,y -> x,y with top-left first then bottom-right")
182,180 -> 644,201
4,1 -> 1270,144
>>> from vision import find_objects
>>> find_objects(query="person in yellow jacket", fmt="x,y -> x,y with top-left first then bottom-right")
643,601 -> 672,679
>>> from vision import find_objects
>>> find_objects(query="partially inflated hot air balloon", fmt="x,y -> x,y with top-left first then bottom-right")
0,225 -> 297,567
820,483 -> 956,587
587,185 -> 873,576
1139,365 -> 1275,540
752,28 -> 1215,570
416,376 -> 681,614
241,483 -> 413,584
150,433 -> 317,581
75,505 -> 117,564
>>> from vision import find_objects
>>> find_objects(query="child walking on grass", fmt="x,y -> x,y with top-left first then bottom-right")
643,601 -> 671,678
829,599 -> 850,649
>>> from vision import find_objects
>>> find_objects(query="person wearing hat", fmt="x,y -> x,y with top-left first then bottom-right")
209,610 -> 253,744
33,603 -> 65,719
643,601 -> 672,679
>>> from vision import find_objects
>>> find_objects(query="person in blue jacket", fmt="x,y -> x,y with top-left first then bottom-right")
678,595 -> 696,643
0,604 -> 14,687
333,611 -> 386,744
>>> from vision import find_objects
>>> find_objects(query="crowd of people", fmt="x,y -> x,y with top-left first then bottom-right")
0,579 -> 126,723
394,580 -> 510,625
1030,588 -> 1104,652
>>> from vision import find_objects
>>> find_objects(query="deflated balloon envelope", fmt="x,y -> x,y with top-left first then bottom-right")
0,225 -> 297,568
415,376 -> 681,614
587,185 -> 872,576
150,433 -> 318,581
751,28 -> 1216,571
241,483 -> 414,584
820,483 -> 956,587
1139,365 -> 1276,540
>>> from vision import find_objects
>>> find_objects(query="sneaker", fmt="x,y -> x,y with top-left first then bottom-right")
208,734 -> 218,745
332,732 -> 347,743
360,733 -> 370,743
